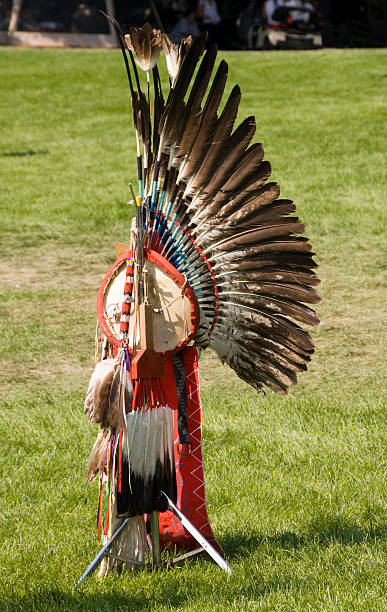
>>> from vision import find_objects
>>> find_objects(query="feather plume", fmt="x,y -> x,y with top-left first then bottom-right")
104,356 -> 131,430
84,358 -> 116,424
161,33 -> 192,81
125,23 -> 162,72
84,354 -> 132,430
87,429 -> 109,483
117,406 -> 176,517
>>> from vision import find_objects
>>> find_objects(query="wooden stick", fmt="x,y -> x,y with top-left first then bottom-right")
8,0 -> 22,33
150,511 -> 161,566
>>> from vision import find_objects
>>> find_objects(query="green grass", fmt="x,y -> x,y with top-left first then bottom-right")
0,47 -> 386,611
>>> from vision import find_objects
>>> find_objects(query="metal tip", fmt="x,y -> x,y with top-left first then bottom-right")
129,182 -> 137,201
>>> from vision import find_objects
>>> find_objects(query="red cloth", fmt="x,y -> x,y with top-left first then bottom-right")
159,347 -> 223,554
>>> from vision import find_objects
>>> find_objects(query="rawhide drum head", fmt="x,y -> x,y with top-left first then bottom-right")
97,249 -> 200,356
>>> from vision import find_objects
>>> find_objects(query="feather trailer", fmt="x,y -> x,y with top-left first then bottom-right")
241,282 -> 321,304
173,44 -> 218,165
229,268 -> 320,287
198,144 -> 267,220
211,222 -> 306,252
234,310 -> 315,353
193,311 -> 211,349
116,405 -> 176,517
159,34 -> 207,155
227,292 -> 320,326
192,116 -> 257,209
211,331 -> 295,393
216,180 -> 280,223
179,59 -> 228,183
152,67 -> 164,153
186,84 -> 241,196
230,251 -> 318,274
231,199 -> 297,228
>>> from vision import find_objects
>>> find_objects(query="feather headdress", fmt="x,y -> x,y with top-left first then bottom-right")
109,27 -> 320,395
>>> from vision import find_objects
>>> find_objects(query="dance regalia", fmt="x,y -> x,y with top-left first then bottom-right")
83,23 -> 320,574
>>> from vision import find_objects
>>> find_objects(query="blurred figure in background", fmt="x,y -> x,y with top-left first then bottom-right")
262,0 -> 302,28
197,0 -> 221,28
236,0 -> 263,49
170,5 -> 200,42
71,1 -> 108,33
262,0 -> 287,28
196,0 -> 239,48
297,1 -> 315,23
291,0 -> 317,30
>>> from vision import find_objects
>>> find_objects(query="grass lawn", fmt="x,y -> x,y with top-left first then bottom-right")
0,47 -> 386,611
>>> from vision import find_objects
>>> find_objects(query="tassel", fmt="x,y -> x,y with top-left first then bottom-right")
108,488 -> 113,538
132,377 -> 166,410
102,481 -> 110,538
118,429 -> 123,493
96,484 -> 103,540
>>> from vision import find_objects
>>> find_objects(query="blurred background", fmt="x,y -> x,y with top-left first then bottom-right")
1,0 -> 386,49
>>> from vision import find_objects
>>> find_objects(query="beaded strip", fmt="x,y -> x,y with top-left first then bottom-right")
120,258 -> 134,339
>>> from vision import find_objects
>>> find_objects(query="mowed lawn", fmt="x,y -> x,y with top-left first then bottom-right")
0,47 -> 386,611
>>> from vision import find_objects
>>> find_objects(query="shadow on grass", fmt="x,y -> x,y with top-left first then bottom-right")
221,516 -> 386,559
2,576 -> 307,612
3,589 -> 158,612
3,519 -> 385,611
0,149 -> 49,157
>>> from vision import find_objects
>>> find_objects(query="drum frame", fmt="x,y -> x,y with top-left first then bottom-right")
96,248 -> 200,357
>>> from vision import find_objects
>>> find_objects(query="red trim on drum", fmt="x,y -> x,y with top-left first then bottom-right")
96,249 -> 200,357
97,252 -> 131,347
